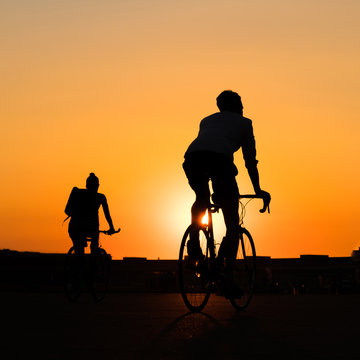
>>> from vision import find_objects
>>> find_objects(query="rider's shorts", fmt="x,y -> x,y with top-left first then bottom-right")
68,219 -> 99,250
183,151 -> 240,204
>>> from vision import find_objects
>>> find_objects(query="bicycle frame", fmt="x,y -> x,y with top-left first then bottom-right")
64,229 -> 118,302
205,204 -> 219,261
204,194 -> 264,259
203,195 -> 264,279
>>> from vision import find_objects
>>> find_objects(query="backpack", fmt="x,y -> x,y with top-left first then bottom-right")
64,187 -> 87,222
64,187 -> 98,222
65,187 -> 79,218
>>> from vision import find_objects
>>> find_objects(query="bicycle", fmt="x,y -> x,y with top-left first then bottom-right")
64,229 -> 120,302
178,194 -> 270,312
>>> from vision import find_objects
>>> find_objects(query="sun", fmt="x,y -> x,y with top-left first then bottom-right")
201,211 -> 209,225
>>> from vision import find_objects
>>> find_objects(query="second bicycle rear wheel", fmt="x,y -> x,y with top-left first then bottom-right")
229,227 -> 256,310
178,226 -> 213,312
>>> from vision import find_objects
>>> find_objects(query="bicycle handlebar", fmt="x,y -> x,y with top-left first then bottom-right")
99,228 -> 121,235
239,194 -> 271,213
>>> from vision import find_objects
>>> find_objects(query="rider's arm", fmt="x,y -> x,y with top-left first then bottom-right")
247,164 -> 262,194
101,195 -> 115,231
241,120 -> 271,199
241,121 -> 262,193
244,141 -> 271,211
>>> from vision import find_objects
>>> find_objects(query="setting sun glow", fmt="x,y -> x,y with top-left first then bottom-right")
1,1 -> 360,259
201,211 -> 209,225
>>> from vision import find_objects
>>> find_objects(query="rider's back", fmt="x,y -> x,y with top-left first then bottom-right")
185,111 -> 254,161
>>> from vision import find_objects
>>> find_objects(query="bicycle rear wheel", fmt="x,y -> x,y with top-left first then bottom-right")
178,226 -> 214,312
64,247 -> 82,302
230,228 -> 256,310
90,248 -> 111,302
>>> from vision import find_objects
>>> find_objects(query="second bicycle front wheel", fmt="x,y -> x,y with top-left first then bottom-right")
230,227 -> 256,310
178,225 -> 213,312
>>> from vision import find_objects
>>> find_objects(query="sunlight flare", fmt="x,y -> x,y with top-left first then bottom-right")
201,211 -> 209,225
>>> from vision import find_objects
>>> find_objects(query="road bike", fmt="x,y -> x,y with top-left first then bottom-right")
64,229 -> 120,302
178,194 -> 270,312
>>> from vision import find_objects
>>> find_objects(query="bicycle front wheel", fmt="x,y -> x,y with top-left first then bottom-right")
230,227 -> 256,310
178,226 -> 213,312
64,247 -> 82,302
90,248 -> 111,302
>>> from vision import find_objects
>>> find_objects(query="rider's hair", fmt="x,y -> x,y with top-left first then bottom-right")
216,90 -> 242,112
86,172 -> 99,190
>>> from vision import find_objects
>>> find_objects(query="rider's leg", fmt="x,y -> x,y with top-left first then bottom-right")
183,153 -> 210,229
187,186 -> 209,258
212,173 -> 243,296
190,185 -> 210,228
89,233 -> 101,273
68,223 -> 85,256
183,153 -> 211,258
70,233 -> 85,256
212,170 -> 240,264
216,198 -> 240,268
69,234 -> 85,285
221,202 -> 240,282
90,232 -> 100,255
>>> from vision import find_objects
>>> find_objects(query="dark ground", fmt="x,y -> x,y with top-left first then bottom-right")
1,292 -> 359,360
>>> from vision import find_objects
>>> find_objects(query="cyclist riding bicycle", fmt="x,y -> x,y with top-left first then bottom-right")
65,173 -> 117,255
183,90 -> 270,296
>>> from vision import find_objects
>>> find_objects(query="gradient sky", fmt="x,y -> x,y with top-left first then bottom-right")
1,0 -> 359,259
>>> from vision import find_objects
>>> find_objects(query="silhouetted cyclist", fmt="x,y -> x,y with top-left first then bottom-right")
183,90 -> 270,296
65,173 -> 117,255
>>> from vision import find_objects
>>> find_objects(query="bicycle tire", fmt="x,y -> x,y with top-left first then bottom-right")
90,248 -> 111,302
178,225 -> 214,312
229,227 -> 256,310
64,247 -> 82,302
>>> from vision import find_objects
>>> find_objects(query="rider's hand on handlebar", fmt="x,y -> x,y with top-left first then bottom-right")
256,190 -> 271,213
106,227 -> 121,235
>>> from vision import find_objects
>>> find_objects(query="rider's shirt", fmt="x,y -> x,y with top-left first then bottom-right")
185,111 -> 258,168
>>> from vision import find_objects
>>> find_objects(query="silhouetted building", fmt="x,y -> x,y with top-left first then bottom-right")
1,249 -> 359,294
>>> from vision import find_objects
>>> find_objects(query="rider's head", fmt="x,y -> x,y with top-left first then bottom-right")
216,90 -> 243,115
86,172 -> 99,192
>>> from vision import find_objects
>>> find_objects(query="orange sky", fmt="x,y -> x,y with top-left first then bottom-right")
1,0 -> 359,259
